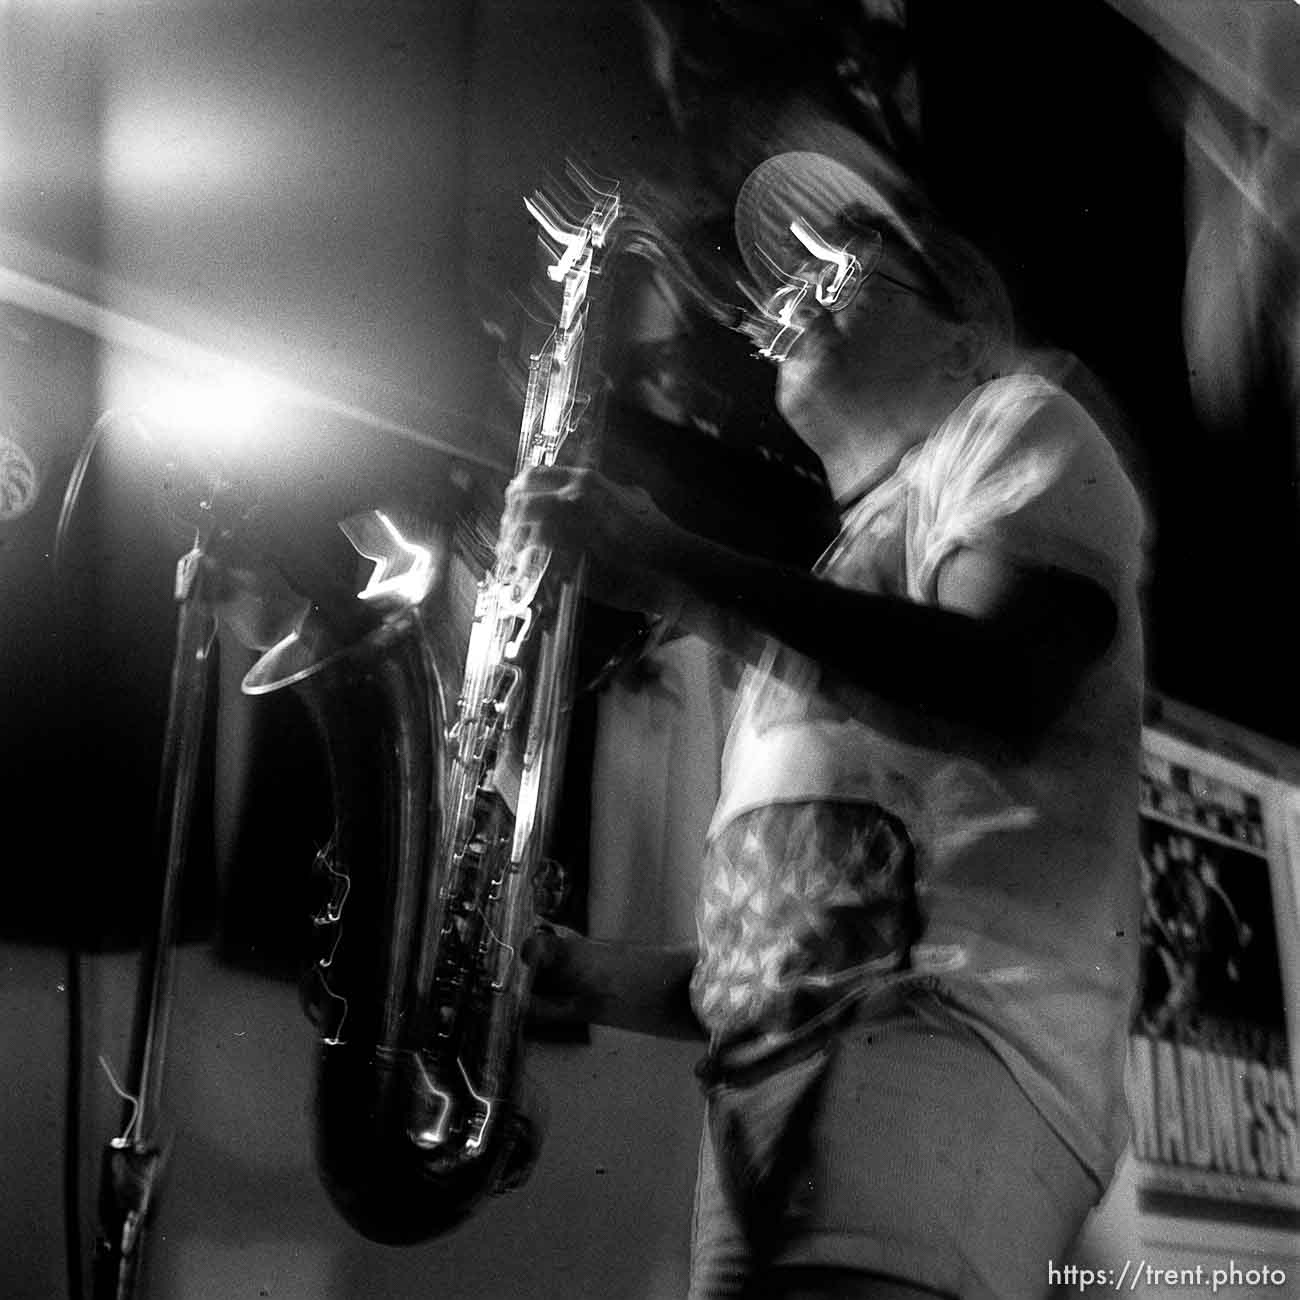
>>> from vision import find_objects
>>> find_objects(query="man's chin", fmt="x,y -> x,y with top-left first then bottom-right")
776,347 -> 829,411
775,371 -> 827,438
787,329 -> 832,366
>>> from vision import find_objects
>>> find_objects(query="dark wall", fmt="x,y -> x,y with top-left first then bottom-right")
912,0 -> 1298,745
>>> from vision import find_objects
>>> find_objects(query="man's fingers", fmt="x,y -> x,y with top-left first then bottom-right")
506,464 -> 581,500
503,474 -> 596,557
508,492 -> 561,527
522,925 -> 583,993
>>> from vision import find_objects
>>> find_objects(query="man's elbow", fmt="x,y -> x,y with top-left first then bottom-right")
1002,634 -> 1117,743
1009,579 -> 1120,734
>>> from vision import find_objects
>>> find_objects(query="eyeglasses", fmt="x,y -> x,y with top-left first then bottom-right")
744,217 -> 959,361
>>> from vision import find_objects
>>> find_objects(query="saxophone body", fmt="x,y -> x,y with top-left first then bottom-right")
244,172 -> 623,1243
299,585 -> 491,1245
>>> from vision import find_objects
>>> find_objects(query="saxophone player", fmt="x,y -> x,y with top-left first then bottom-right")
510,150 -> 1145,1300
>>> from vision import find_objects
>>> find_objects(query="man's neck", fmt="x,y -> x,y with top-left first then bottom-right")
821,429 -> 913,506
819,377 -> 967,504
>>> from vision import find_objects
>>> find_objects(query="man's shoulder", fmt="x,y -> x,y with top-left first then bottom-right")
915,372 -> 1146,583
928,372 -> 1136,499
940,371 -> 1095,450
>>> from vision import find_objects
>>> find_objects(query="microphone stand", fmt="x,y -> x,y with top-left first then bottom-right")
91,501 -> 220,1300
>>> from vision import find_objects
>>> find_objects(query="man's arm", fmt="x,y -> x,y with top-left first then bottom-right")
671,525 -> 1117,737
526,929 -> 703,1040
505,466 -> 1118,740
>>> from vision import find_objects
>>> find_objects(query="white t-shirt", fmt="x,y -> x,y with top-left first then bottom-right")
705,372 -> 1146,1185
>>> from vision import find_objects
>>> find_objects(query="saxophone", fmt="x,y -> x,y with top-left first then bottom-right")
242,168 -> 623,1244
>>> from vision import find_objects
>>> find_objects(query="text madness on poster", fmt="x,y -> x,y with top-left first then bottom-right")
1129,748 -> 1299,1209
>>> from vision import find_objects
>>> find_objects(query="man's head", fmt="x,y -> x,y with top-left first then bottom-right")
731,152 -> 1015,485
734,151 -> 1015,378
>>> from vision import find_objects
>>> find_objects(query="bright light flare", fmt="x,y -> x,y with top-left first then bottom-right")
139,367 -> 273,445
341,509 -> 437,608
789,218 -> 862,309
524,192 -> 591,283
98,348 -> 278,461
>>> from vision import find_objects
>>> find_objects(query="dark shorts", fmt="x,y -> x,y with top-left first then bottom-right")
688,990 -> 1099,1300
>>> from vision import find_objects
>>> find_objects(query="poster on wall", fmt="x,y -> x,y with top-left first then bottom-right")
1128,732 -> 1300,1211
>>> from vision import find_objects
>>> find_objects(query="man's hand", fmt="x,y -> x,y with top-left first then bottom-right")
523,924 -> 608,1029
500,466 -> 685,614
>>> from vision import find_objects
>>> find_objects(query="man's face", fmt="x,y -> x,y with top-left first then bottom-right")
771,221 -> 957,441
